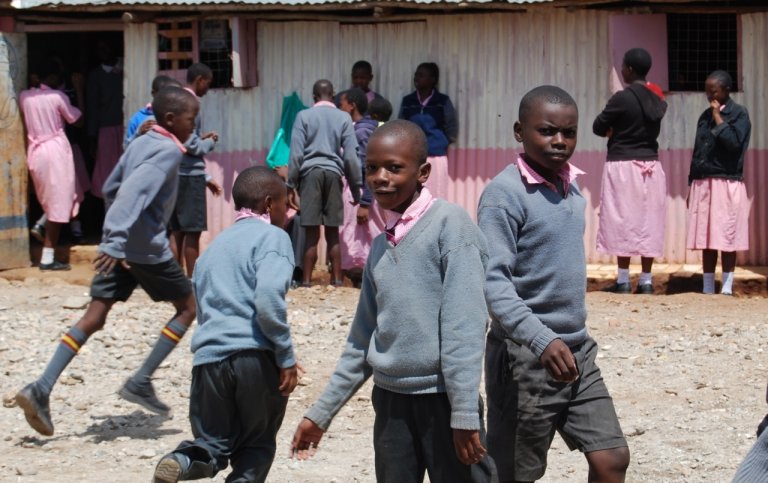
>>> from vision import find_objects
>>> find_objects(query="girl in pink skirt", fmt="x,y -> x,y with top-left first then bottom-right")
398,62 -> 457,201
593,48 -> 668,294
687,70 -> 751,295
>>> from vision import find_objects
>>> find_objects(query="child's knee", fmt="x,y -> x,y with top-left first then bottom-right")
174,295 -> 197,325
587,446 -> 630,476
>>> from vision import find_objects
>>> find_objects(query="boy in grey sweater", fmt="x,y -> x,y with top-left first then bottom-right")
15,87 -> 199,437
478,86 -> 629,482
153,167 -> 299,483
290,120 -> 495,482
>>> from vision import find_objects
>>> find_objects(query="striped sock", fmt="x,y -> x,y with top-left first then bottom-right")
132,320 -> 188,385
38,327 -> 88,395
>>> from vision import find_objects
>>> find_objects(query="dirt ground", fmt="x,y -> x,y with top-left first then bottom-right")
1,272 -> 767,482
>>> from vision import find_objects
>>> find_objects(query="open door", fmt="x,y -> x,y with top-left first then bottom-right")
0,32 -> 29,269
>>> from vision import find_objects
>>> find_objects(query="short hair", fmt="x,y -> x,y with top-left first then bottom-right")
151,75 -> 181,93
186,63 -> 212,83
232,166 -> 285,210
342,88 -> 368,115
152,86 -> 198,123
369,120 -> 428,165
351,60 -> 373,74
38,59 -> 61,81
707,70 -> 733,90
518,85 -> 578,122
417,62 -> 440,85
368,97 -> 393,122
623,48 -> 652,77
313,79 -> 334,99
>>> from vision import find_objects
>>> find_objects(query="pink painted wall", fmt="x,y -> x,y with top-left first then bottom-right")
608,14 -> 669,92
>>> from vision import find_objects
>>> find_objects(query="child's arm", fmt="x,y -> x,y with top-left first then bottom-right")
711,104 -> 751,153
341,120 -> 362,202
286,116 -> 306,191
183,131 -> 216,157
592,92 -> 624,137
443,97 -> 458,144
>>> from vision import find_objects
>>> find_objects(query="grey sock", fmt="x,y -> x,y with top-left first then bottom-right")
132,320 -> 188,385
38,327 -> 88,395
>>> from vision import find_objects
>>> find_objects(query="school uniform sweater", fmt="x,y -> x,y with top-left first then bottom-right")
477,163 -> 588,357
305,200 -> 489,431
181,88 -> 216,177
287,103 -> 361,198
592,83 -> 667,161
191,218 -> 296,368
689,99 -> 751,183
99,129 -> 184,264
355,116 -> 378,206
123,105 -> 153,149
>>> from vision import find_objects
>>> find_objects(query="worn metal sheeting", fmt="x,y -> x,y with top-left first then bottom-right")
14,0 -> 551,7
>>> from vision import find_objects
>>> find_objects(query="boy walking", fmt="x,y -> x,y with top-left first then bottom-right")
153,167 -> 299,483
287,79 -> 361,286
291,120 -> 495,482
478,85 -> 629,482
15,86 -> 200,436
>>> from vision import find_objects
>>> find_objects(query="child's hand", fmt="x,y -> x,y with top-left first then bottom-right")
138,119 -> 156,135
605,127 -> 614,139
290,418 -> 325,460
288,189 -> 300,211
206,179 -> 222,196
356,206 -> 369,224
279,365 -> 300,396
452,429 -> 487,466
540,339 -> 579,382
93,252 -> 126,276
274,165 -> 288,181
202,131 -> 219,142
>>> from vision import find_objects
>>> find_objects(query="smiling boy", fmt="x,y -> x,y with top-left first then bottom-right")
478,86 -> 629,482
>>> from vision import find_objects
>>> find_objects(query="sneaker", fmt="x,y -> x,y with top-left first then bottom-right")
152,453 -> 188,483
602,282 -> 631,294
118,379 -> 170,416
635,284 -> 654,295
15,383 -> 54,436
30,224 -> 45,243
39,261 -> 71,271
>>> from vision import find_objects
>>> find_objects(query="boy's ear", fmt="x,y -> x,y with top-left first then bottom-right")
263,194 -> 273,213
417,161 -> 431,185
513,121 -> 523,143
162,111 -> 176,129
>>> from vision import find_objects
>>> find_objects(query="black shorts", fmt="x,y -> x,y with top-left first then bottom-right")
299,168 -> 343,227
169,175 -> 207,232
90,258 -> 192,302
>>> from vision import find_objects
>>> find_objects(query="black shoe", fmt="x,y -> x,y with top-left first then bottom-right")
16,383 -> 54,436
602,282 -> 631,294
635,284 -> 654,295
118,379 -> 170,416
39,261 -> 71,271
153,453 -> 188,483
30,224 -> 45,243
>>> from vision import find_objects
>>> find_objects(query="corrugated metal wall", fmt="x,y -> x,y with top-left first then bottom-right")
123,10 -> 768,264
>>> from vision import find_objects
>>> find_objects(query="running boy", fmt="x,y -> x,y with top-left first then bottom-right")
287,79 -> 361,287
152,166 -> 299,483
291,120 -> 495,482
478,86 -> 630,482
15,86 -> 200,436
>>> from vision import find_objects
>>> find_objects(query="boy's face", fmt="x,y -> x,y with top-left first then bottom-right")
365,134 -> 430,214
351,68 -> 373,91
338,93 -> 354,115
194,75 -> 213,97
514,101 -> 578,173
164,102 -> 199,144
705,78 -> 728,105
268,185 -> 289,228
413,67 -> 435,91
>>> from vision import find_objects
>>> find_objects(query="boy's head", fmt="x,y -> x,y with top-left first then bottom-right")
368,97 -> 392,122
151,75 -> 182,96
152,86 -> 199,144
186,63 -> 213,97
339,88 -> 368,117
232,166 -> 288,228
621,48 -> 652,82
350,60 -> 374,92
514,85 -> 578,173
705,70 -> 732,104
414,62 -> 439,91
312,79 -> 334,102
38,59 -> 62,88
365,120 -> 430,214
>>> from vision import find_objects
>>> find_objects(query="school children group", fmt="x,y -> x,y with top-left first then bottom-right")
13,46 -> 752,483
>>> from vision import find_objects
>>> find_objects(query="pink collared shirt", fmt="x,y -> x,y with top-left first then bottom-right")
516,155 -> 584,196
151,125 -> 187,153
314,100 -> 337,108
383,187 -> 436,246
234,207 -> 271,224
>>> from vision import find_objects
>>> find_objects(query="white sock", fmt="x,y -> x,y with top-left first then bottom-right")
703,273 -> 715,294
639,272 -> 652,286
617,268 -> 630,285
721,272 -> 734,294
41,247 -> 54,265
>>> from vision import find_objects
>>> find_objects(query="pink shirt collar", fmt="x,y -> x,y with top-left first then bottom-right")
183,86 -> 199,98
417,89 -> 435,107
151,125 -> 187,153
314,100 -> 336,108
517,155 -> 584,196
384,187 -> 436,246
234,207 -> 271,224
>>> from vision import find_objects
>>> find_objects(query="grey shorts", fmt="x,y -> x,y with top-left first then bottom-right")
299,168 -> 343,227
90,258 -> 192,302
485,332 -> 627,482
170,175 -> 207,232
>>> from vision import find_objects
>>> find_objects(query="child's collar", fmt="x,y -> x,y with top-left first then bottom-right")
150,125 -> 187,153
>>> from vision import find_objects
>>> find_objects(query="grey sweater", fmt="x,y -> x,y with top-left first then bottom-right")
477,163 -> 589,357
100,130 -> 183,264
287,104 -> 361,198
191,218 -> 296,368
305,200 -> 489,431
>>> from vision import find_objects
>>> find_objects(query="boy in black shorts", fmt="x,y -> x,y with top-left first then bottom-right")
287,79 -> 361,286
15,86 -> 200,436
